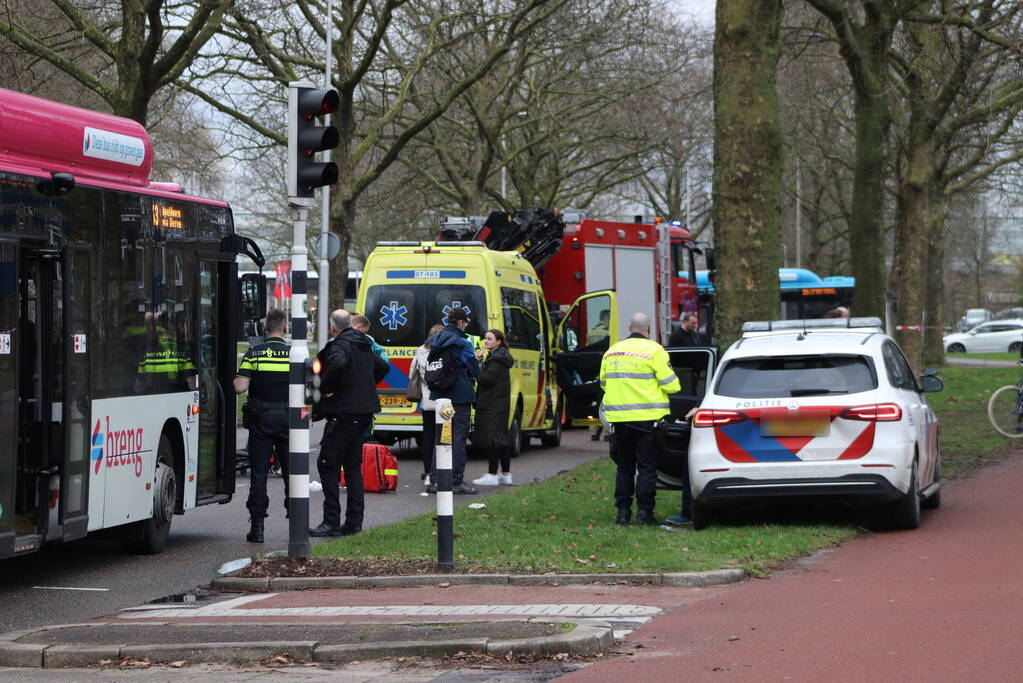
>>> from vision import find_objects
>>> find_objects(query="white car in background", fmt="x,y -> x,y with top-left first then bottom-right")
688,318 -> 943,530
943,319 -> 1023,353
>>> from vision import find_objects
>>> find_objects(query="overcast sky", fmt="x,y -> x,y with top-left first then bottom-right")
673,0 -> 715,25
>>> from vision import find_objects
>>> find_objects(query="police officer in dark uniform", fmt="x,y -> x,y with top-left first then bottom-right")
234,308 -> 291,543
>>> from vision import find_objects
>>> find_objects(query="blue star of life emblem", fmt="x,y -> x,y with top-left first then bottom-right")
442,301 -> 471,324
379,300 -> 408,330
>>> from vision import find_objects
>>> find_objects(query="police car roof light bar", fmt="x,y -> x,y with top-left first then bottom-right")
741,317 -> 883,334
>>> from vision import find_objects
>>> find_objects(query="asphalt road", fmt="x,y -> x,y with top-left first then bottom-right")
1,427 -> 608,634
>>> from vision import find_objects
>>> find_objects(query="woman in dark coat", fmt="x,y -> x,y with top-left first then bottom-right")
472,329 -> 515,486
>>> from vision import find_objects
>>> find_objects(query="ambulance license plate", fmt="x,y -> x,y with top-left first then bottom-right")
762,416 -> 829,437
380,395 -> 413,408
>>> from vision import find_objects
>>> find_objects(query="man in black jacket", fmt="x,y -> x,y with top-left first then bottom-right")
310,309 -> 389,537
668,312 -> 708,347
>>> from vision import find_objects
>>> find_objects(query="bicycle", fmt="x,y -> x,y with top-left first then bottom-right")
987,368 -> 1023,438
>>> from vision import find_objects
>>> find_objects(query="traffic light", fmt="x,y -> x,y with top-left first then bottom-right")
287,82 -> 340,200
304,357 -> 322,405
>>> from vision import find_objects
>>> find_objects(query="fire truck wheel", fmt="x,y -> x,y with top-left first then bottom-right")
122,435 -> 176,555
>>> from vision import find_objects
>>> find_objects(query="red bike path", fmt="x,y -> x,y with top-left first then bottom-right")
570,451 -> 1023,682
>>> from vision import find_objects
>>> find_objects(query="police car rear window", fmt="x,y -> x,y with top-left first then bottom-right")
715,355 -> 877,398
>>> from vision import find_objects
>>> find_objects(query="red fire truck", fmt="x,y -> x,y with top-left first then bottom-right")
537,216 -> 703,344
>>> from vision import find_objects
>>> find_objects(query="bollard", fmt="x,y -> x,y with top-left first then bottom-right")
435,398 -> 454,571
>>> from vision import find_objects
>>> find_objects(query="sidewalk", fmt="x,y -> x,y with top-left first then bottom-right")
0,580 -> 740,669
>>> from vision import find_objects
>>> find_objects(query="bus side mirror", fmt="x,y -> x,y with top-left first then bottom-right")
240,273 -> 267,321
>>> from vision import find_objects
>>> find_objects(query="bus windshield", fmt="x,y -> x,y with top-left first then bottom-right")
364,284 -> 488,346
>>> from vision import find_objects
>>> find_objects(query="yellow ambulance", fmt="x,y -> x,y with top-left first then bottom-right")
357,240 -> 563,454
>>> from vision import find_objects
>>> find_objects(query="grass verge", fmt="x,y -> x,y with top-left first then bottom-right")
930,363 -> 1020,478
313,457 -> 856,575
312,363 -> 1019,575
953,352 -> 1018,362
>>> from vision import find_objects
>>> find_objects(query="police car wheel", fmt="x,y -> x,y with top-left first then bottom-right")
691,500 -> 711,531
890,460 -> 921,530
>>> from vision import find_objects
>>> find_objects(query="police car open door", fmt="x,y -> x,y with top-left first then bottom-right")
656,346 -> 718,488
553,290 -> 617,424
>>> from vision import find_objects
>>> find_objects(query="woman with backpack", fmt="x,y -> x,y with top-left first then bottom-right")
472,329 -> 516,486
410,323 -> 446,486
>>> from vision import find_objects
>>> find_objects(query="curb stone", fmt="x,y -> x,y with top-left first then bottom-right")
0,619 -> 613,668
121,641 -> 318,664
312,638 -> 491,663
488,623 -> 613,657
212,569 -> 745,591
0,642 -> 46,667
44,645 -> 124,668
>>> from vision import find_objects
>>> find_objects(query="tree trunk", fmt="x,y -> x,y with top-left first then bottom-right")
848,89 -> 889,318
922,201 -> 947,367
890,138 -> 939,372
712,0 -> 783,347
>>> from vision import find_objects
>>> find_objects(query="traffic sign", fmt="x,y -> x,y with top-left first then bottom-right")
314,232 -> 341,260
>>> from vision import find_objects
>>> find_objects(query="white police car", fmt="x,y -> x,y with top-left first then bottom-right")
688,317 -> 943,530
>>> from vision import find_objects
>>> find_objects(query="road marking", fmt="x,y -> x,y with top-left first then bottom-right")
34,586 -> 109,592
119,595 -> 662,620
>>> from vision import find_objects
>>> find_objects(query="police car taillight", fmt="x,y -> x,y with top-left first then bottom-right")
692,409 -> 747,427
839,403 -> 902,422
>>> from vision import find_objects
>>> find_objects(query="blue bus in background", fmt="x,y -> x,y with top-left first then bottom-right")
696,268 -> 855,320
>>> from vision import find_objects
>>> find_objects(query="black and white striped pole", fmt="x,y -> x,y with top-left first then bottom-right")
286,81 -> 339,559
435,398 -> 455,571
287,205 -> 311,559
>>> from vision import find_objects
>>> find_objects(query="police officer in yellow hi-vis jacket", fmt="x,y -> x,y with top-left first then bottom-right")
234,308 -> 291,543
599,312 -> 680,526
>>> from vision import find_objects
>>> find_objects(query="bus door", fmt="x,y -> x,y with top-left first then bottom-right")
12,241 -> 62,547
59,246 -> 91,541
0,239 -> 18,557
195,255 -> 236,503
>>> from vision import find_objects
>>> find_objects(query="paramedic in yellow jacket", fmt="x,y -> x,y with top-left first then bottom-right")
599,312 -> 680,526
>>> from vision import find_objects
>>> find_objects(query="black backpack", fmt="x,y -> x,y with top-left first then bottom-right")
425,345 -> 460,391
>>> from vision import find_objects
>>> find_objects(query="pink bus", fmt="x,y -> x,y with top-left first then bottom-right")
0,88 -> 265,558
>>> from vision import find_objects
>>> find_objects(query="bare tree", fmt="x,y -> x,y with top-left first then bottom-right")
886,1 -> 1023,367
187,0 -> 569,307
0,0 -> 231,124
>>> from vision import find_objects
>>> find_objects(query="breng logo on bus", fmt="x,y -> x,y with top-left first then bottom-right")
91,417 -> 146,477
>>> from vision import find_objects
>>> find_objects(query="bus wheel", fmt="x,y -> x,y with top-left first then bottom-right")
122,435 -> 176,555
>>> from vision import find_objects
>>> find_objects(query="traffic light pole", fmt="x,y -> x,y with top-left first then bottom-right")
286,80 -> 339,559
288,201 -> 312,559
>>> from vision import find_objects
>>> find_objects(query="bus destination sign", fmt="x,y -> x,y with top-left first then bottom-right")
801,287 -> 837,296
152,203 -> 185,231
